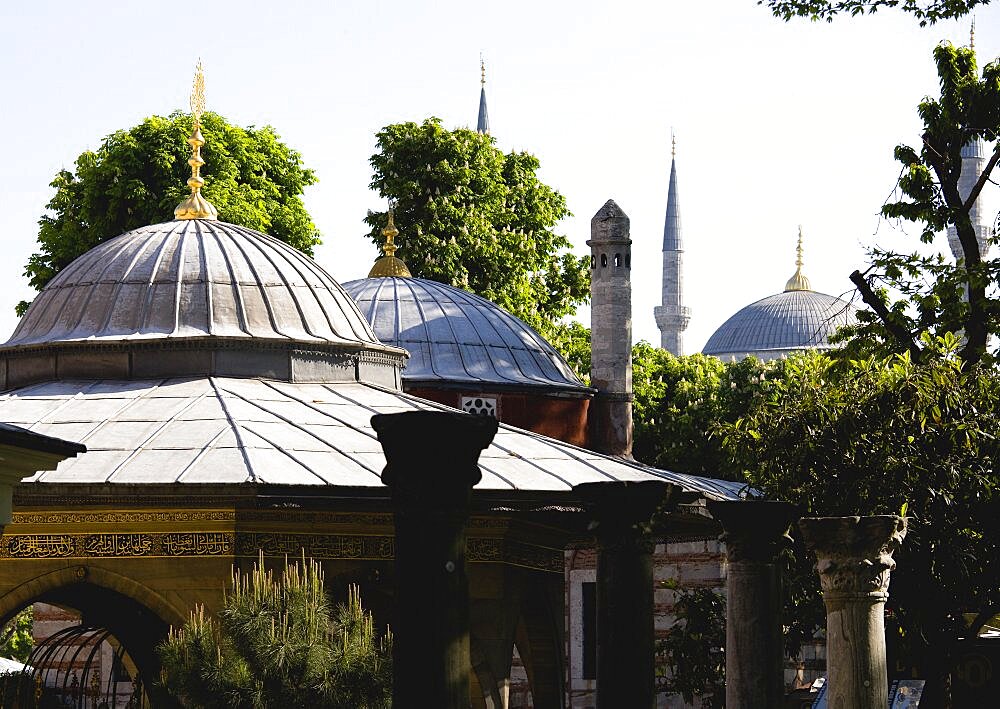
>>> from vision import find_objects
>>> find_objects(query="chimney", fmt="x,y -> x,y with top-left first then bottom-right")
588,199 -> 633,457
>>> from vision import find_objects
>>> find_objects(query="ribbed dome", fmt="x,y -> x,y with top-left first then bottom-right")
342,277 -> 589,392
702,289 -> 857,361
8,220 -> 381,348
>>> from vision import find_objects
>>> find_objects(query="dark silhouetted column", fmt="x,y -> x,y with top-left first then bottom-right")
575,480 -> 679,709
799,516 -> 907,709
373,411 -> 498,709
709,500 -> 798,709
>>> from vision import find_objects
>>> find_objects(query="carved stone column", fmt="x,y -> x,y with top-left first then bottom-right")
574,480 -> 680,709
799,516 -> 907,709
708,501 -> 798,709
372,411 -> 498,709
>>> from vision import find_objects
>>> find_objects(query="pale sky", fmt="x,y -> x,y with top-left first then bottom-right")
1,0 -> 997,352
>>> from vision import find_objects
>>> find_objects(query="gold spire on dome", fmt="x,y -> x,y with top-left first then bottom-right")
174,60 -> 219,220
784,226 -> 812,292
970,17 -> 976,49
671,129 -> 676,159
368,209 -> 412,278
481,55 -> 486,86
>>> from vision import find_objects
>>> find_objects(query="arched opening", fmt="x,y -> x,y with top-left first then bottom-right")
600,254 -> 607,268
613,253 -> 621,267
0,571 -> 177,708
0,623 -> 146,708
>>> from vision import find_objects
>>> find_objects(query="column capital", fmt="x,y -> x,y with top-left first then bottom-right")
799,515 -> 907,601
372,411 -> 498,499
708,500 -> 799,563
573,480 -> 680,541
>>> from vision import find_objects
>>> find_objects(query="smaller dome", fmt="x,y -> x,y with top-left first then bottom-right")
343,277 -> 590,393
703,289 -> 857,362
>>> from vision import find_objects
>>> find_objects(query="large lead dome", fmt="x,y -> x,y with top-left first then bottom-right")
702,229 -> 857,361
702,289 -> 856,361
9,220 -> 380,347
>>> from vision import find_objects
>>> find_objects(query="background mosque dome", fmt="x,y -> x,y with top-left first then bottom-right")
8,220 -> 382,348
702,228 -> 857,361
342,276 -> 589,393
702,289 -> 857,361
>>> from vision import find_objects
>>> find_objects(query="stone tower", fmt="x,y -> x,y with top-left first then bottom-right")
477,57 -> 490,134
588,199 -> 633,458
654,135 -> 691,354
946,136 -> 992,262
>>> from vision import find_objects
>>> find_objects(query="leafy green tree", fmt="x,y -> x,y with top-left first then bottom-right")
632,343 -> 794,479
0,608 -> 32,663
22,112 -> 320,315
364,118 -> 589,338
832,43 -> 1000,367
760,0 -> 990,25
657,582 -> 726,709
159,555 -> 391,709
722,341 -> 1000,707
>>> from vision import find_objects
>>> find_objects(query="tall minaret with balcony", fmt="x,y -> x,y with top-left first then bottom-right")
654,134 -> 691,354
947,21 -> 993,264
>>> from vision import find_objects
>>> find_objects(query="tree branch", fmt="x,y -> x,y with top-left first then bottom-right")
962,143 -> 1000,214
849,270 -> 923,362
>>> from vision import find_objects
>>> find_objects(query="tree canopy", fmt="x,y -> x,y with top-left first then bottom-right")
159,555 -> 391,709
22,111 -> 320,315
760,0 -> 990,25
365,118 -> 589,336
722,344 -> 1000,705
842,41 -> 1000,367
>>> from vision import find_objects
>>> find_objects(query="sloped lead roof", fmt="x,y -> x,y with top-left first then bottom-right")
703,289 -> 857,360
0,376 -> 742,499
8,220 -> 380,348
343,277 -> 590,392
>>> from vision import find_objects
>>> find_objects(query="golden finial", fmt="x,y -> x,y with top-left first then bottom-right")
970,17 -> 976,50
480,55 -> 486,87
784,225 -> 812,292
175,60 -> 218,221
671,129 -> 676,159
368,208 -> 412,278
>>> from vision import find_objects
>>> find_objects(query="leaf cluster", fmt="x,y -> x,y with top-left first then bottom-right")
23,112 -> 320,315
365,118 -> 588,337
0,608 -> 33,664
722,344 -> 1000,677
760,0 -> 990,25
847,42 -> 1000,366
158,555 -> 391,709
632,344 -> 797,479
656,581 -> 726,709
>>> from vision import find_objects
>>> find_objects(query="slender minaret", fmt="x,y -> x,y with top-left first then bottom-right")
477,57 -> 490,134
653,133 -> 691,354
589,200 -> 633,458
948,21 -> 992,262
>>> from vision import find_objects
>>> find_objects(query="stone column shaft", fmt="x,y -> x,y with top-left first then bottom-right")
800,515 -> 907,709
575,480 -> 679,709
709,500 -> 798,709
373,411 -> 498,709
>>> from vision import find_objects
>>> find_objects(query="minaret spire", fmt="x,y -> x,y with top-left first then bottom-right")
654,130 -> 691,355
477,55 -> 490,135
